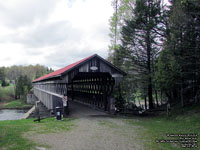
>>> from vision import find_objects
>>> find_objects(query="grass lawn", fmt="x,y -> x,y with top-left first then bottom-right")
0,118 -> 74,150
127,105 -> 200,150
0,103 -> 199,150
1,100 -> 33,109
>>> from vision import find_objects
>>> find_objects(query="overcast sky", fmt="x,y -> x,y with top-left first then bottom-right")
0,0 -> 113,70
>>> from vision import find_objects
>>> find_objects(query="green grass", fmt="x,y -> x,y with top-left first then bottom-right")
0,85 -> 15,101
0,119 -> 34,150
126,105 -> 200,150
34,118 -> 75,134
0,118 -> 74,150
1,100 -> 32,109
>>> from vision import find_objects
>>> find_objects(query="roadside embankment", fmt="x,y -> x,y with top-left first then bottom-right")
0,100 -> 33,110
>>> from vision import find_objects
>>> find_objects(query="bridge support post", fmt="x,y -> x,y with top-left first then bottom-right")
103,78 -> 108,111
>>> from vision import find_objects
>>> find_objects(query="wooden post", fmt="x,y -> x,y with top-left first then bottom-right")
103,78 -> 108,111
181,83 -> 184,107
71,81 -> 74,101
144,96 -> 147,110
167,102 -> 171,117
34,101 -> 40,122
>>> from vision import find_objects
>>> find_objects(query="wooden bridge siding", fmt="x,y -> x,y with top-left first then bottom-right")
78,57 -> 118,75
33,82 -> 68,111
33,56 -> 124,111
79,63 -> 89,72
99,61 -> 113,73
34,83 -> 67,94
34,88 -> 53,110
62,57 -> 122,84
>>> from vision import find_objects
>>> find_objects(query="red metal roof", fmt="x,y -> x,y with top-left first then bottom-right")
33,54 -> 94,82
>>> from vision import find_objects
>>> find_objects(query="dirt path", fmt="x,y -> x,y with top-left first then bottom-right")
29,101 -> 144,150
0,102 -> 9,106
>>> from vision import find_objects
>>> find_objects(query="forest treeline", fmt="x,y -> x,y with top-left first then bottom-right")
108,0 -> 200,109
0,65 -> 53,99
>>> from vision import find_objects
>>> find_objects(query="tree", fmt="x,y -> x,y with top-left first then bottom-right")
154,48 -> 181,102
155,0 -> 200,105
0,67 -> 8,87
15,75 -> 32,99
120,0 -> 164,109
108,0 -> 135,63
6,65 -> 54,82
108,0 -> 200,108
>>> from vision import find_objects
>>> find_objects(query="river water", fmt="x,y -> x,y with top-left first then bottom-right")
0,109 -> 27,121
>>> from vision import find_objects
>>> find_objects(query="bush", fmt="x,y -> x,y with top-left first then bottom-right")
0,85 -> 15,101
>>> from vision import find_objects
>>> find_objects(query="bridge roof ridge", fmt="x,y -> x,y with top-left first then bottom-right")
33,54 -> 95,82
33,54 -> 127,83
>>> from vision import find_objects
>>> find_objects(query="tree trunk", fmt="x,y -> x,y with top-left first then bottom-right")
181,82 -> 184,107
148,80 -> 154,109
155,90 -> 159,107
144,96 -> 147,110
147,30 -> 154,109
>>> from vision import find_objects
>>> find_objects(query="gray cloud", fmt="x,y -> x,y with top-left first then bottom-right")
1,21 -> 83,48
0,0 -> 112,69
0,0 -> 57,28
43,42 -> 108,70
19,21 -> 82,48
44,45 -> 93,69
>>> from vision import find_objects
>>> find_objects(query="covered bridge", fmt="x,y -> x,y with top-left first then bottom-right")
33,54 -> 126,113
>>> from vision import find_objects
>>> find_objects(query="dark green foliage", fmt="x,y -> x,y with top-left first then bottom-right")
155,49 -> 181,95
0,67 -> 9,87
15,75 -> 32,99
109,0 -> 200,108
119,0 -> 163,109
113,84 -> 126,111
155,0 -> 200,105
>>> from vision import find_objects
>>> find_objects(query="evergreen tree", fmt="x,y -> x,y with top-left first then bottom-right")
120,0 -> 164,109
0,67 -> 7,87
15,75 -> 32,99
155,0 -> 200,105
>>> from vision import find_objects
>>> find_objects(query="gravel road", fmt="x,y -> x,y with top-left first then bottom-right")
29,101 -> 144,150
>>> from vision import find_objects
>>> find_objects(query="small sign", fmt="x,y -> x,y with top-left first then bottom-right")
90,66 -> 98,71
112,74 -> 123,78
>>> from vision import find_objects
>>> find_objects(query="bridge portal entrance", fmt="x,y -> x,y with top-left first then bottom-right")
67,72 -> 115,111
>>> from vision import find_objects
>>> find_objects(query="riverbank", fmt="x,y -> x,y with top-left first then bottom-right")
0,85 -> 33,110
0,100 -> 33,110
